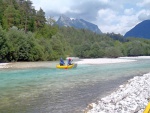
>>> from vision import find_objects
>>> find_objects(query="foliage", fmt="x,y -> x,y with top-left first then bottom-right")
0,26 -> 45,62
1,1 -> 150,62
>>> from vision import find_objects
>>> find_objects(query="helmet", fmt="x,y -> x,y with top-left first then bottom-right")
69,58 -> 71,61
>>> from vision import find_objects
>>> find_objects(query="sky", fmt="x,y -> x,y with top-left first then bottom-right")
31,0 -> 150,35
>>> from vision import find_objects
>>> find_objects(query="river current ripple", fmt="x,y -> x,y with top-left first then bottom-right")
0,59 -> 150,113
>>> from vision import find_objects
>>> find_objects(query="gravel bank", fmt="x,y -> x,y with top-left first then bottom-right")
85,73 -> 150,113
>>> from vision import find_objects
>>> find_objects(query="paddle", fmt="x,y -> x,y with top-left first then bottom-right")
65,59 -> 71,69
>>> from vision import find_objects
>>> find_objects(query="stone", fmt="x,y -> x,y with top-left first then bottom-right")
87,73 -> 150,113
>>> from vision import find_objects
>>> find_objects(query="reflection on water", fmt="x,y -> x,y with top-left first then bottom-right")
0,59 -> 150,113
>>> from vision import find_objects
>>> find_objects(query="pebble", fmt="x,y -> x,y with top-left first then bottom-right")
85,73 -> 150,113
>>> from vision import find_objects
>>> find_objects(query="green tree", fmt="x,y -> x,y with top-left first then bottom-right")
0,0 -> 5,25
35,8 -> 46,29
89,42 -> 104,58
0,26 -> 8,62
2,5 -> 20,29
50,36 -> 65,60
105,47 -> 123,58
76,42 -> 91,58
128,41 -> 145,56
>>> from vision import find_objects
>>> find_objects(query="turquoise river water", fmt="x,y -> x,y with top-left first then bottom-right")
0,59 -> 150,113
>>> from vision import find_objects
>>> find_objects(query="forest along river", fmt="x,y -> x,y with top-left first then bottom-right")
0,59 -> 150,113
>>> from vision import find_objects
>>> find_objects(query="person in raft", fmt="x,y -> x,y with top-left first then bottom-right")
67,58 -> 73,65
60,58 -> 65,66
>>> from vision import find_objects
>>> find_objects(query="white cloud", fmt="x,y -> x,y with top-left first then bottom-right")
32,0 -> 73,12
138,10 -> 150,21
31,0 -> 150,35
99,0 -> 109,3
95,8 -> 139,35
97,9 -> 117,24
124,8 -> 135,15
137,0 -> 150,8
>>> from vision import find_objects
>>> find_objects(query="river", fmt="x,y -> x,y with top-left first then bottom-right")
0,58 -> 150,113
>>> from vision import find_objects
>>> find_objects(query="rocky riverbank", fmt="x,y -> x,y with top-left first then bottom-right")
85,73 -> 150,113
0,63 -> 10,68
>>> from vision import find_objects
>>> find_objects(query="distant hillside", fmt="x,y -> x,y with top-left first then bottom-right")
124,20 -> 150,39
56,15 -> 102,34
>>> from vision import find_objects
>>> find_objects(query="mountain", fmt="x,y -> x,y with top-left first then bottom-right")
124,20 -> 150,39
56,15 -> 102,34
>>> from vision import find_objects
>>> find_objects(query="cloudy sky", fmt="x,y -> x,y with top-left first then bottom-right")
31,0 -> 150,35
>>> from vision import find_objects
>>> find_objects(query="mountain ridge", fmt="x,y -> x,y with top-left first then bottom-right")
56,15 -> 102,34
124,20 -> 150,39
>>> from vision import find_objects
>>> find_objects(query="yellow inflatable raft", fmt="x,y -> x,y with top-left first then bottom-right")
143,102 -> 150,113
56,63 -> 77,69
